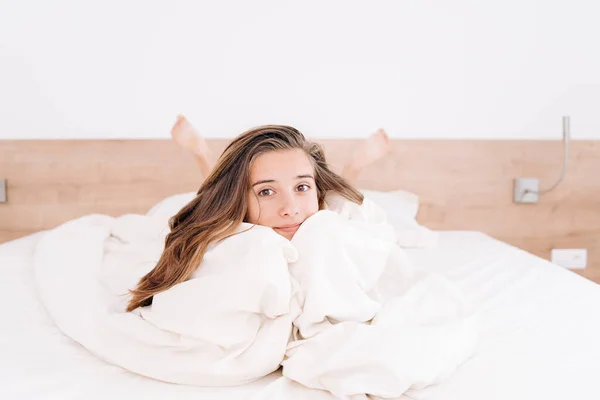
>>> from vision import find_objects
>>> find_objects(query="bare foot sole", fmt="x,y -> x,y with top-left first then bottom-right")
352,128 -> 390,170
170,114 -> 210,157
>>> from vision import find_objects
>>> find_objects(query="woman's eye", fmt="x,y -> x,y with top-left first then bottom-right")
258,188 -> 274,197
296,184 -> 310,192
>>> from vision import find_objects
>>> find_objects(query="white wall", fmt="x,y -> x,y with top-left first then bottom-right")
1,0 -> 599,139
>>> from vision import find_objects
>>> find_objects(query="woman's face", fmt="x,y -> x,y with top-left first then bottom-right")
246,149 -> 319,240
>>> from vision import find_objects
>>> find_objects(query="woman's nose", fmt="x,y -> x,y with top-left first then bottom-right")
279,192 -> 299,217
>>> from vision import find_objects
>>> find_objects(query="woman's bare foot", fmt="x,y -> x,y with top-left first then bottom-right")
342,128 -> 391,183
171,114 -> 210,157
170,114 -> 214,179
352,128 -> 390,170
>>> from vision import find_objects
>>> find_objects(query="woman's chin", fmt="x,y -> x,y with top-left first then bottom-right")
274,230 -> 295,241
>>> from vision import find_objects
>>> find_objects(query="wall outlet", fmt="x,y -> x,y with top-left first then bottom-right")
551,249 -> 587,270
0,179 -> 6,203
514,178 -> 539,203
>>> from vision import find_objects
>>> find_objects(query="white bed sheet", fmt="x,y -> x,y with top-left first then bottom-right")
402,232 -> 600,400
1,231 -> 599,400
0,232 -> 280,400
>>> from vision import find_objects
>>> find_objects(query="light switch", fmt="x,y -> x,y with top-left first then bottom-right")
551,249 -> 587,270
0,179 -> 6,203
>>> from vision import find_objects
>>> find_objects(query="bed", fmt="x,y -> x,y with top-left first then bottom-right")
2,223 -> 599,399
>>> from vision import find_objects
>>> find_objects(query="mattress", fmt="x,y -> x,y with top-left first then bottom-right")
1,231 -> 599,399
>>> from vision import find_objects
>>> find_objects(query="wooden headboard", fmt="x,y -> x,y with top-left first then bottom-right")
1,139 -> 599,283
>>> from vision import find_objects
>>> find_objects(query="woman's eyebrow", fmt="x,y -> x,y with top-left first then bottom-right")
251,179 -> 275,187
252,175 -> 314,187
296,174 -> 314,180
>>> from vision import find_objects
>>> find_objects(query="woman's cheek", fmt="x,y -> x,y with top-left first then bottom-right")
306,192 -> 320,215
246,194 -> 260,224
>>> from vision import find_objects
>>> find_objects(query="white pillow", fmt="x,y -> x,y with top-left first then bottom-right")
146,189 -> 437,248
360,189 -> 419,221
147,192 -> 196,220
359,189 -> 438,248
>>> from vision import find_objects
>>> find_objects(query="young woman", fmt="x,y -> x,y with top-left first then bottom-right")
126,116 -> 390,312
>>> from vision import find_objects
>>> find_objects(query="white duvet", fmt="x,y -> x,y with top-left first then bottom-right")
33,196 -> 477,399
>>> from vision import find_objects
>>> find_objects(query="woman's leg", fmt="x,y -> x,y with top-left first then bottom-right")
170,115 -> 215,180
341,128 -> 390,184
171,116 -> 389,184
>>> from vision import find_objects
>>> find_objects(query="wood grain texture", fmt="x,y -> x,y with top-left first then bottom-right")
1,139 -> 599,283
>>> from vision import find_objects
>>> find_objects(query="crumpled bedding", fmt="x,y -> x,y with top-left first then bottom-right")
33,196 -> 477,399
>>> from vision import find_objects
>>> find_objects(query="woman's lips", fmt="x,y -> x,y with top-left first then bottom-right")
274,223 -> 302,233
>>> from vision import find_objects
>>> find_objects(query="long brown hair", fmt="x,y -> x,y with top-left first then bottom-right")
126,125 -> 363,312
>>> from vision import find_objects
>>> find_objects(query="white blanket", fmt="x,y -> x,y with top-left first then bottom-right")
33,197 -> 477,399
